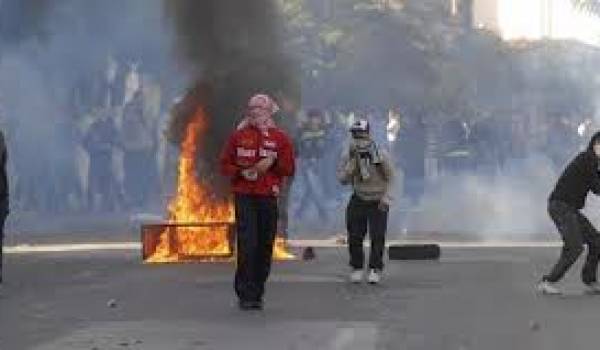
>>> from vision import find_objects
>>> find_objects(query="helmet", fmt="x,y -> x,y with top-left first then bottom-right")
350,119 -> 370,134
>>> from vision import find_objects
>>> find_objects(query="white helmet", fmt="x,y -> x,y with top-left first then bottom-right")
350,119 -> 370,134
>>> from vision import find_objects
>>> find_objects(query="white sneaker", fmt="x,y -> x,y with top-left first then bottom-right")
367,269 -> 381,285
584,282 -> 600,295
536,280 -> 562,295
350,269 -> 363,284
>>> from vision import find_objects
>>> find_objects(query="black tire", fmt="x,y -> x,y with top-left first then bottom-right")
388,244 -> 441,260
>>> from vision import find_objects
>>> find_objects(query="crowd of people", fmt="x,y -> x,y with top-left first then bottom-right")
0,55 -> 175,215
219,93 -> 600,309
220,94 -> 397,309
283,104 -> 596,233
0,53 -> 597,226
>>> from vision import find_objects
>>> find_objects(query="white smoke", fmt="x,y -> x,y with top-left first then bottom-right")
407,154 -> 558,240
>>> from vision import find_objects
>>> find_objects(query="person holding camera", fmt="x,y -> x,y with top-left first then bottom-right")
337,119 -> 395,284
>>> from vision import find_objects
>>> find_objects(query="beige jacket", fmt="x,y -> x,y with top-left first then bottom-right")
336,140 -> 395,204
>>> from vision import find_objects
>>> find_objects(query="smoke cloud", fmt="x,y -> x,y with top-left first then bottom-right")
1,0 -> 598,241
0,0 -> 172,219
164,0 -> 299,192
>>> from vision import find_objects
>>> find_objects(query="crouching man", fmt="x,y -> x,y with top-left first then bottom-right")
220,94 -> 295,310
337,119 -> 395,284
538,131 -> 600,295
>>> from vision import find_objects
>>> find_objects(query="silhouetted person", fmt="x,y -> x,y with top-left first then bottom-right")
0,130 -> 9,284
296,109 -> 329,224
121,90 -> 155,210
537,132 -> 600,295
83,111 -> 119,211
396,115 -> 426,204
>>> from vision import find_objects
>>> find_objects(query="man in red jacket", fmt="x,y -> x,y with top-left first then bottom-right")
220,94 -> 295,310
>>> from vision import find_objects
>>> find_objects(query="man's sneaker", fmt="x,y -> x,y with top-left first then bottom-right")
350,269 -> 363,284
536,280 -> 562,295
367,269 -> 381,285
584,282 -> 600,295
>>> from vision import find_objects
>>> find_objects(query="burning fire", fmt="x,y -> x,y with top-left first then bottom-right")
146,106 -> 294,263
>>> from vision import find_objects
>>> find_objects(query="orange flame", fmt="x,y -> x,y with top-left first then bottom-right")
146,106 -> 295,263
146,107 -> 233,263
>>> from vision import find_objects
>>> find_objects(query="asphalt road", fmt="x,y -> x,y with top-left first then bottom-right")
1,246 -> 599,350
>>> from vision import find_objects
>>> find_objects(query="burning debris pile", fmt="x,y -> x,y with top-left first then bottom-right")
143,104 -> 294,263
142,0 -> 297,263
144,106 -> 235,263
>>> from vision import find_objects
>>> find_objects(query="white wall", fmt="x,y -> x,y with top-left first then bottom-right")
472,0 -> 500,33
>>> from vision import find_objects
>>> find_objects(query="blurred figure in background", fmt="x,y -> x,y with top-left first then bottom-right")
121,89 -> 156,210
395,112 -> 426,205
545,115 -> 579,170
0,128 -> 9,285
321,109 -> 346,204
273,95 -> 300,239
439,119 -> 471,175
123,61 -> 141,107
82,109 -> 119,212
469,114 -> 500,176
295,108 -> 330,227
101,54 -> 125,109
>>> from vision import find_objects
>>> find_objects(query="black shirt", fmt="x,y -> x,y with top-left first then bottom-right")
549,150 -> 600,210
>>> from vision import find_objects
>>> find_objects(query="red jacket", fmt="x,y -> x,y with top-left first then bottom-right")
220,125 -> 295,197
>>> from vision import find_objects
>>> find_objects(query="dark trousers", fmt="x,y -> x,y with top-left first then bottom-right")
234,194 -> 278,302
88,154 -> 115,211
0,214 -> 6,284
544,200 -> 600,284
124,150 -> 155,209
346,195 -> 388,270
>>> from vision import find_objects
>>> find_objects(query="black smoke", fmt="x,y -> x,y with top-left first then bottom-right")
164,0 -> 299,192
0,0 -> 172,217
